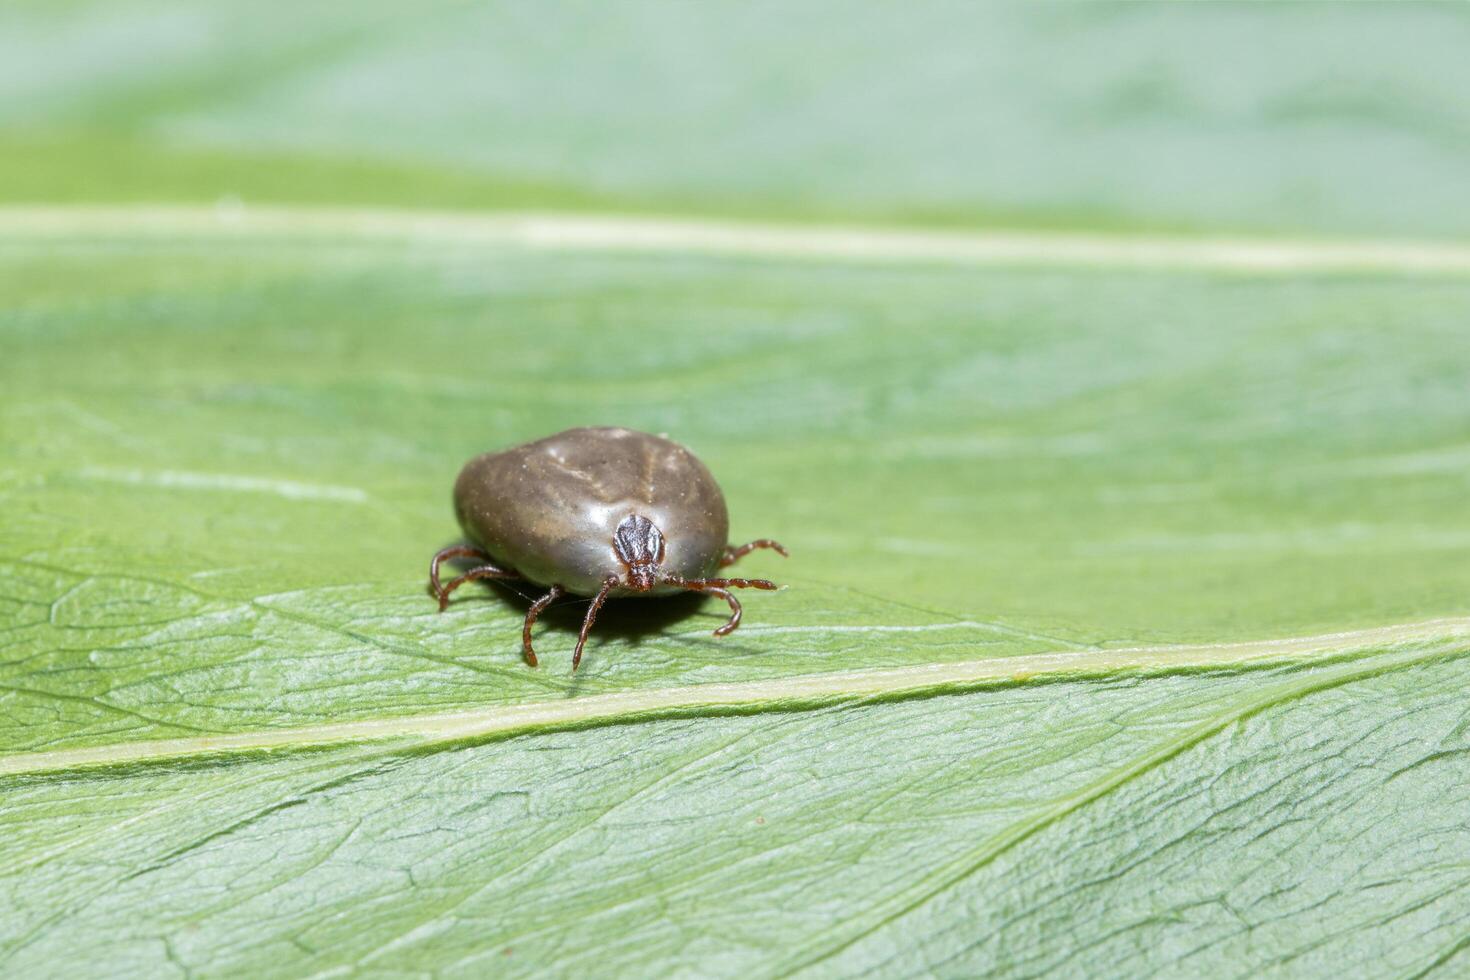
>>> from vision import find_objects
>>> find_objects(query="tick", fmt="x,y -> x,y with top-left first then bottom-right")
429,427 -> 787,670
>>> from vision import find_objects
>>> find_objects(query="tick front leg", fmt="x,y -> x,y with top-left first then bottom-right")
668,576 -> 779,592
695,585 -> 743,636
521,585 -> 564,668
662,574 -> 778,636
572,576 -> 619,672
720,539 -> 789,568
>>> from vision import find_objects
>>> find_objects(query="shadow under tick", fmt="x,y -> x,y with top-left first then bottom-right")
436,543 -> 722,646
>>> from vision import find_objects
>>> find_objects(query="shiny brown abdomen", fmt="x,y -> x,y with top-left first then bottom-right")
453,427 -> 729,596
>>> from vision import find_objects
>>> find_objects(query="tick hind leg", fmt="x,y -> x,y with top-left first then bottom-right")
429,545 -> 518,611
720,538 -> 789,568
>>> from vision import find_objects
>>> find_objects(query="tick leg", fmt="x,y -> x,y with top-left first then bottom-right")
685,585 -> 742,636
720,539 -> 789,568
435,564 -> 518,612
665,576 -> 779,592
572,575 -> 618,672
662,575 -> 776,636
431,545 -> 497,602
521,585 -> 564,668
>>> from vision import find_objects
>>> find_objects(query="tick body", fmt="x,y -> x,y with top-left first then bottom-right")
429,427 -> 787,670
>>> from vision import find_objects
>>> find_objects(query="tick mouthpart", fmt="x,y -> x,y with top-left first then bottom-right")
626,563 -> 659,592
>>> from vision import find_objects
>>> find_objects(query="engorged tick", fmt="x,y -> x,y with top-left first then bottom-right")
428,427 -> 788,671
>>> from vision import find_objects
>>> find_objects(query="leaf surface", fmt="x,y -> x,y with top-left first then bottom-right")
4,5 -> 1470,977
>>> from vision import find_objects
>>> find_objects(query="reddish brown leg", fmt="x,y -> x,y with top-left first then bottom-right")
430,545 -> 489,601
720,539 -> 789,568
662,575 -> 778,637
436,565 -> 519,611
521,585 -> 564,668
697,586 -> 742,636
572,576 -> 619,672
666,575 -> 779,592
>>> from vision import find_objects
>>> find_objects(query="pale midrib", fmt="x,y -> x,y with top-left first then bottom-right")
3,618 -> 1468,778
5,205 -> 1470,274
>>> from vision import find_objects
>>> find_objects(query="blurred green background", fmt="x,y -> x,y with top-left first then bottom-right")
6,1 -> 1470,236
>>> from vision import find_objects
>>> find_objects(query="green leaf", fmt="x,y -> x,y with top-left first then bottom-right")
6,5 -> 1470,977
5,210 -> 1470,977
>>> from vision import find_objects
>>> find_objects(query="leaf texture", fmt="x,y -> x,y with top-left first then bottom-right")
4,4 -> 1470,977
